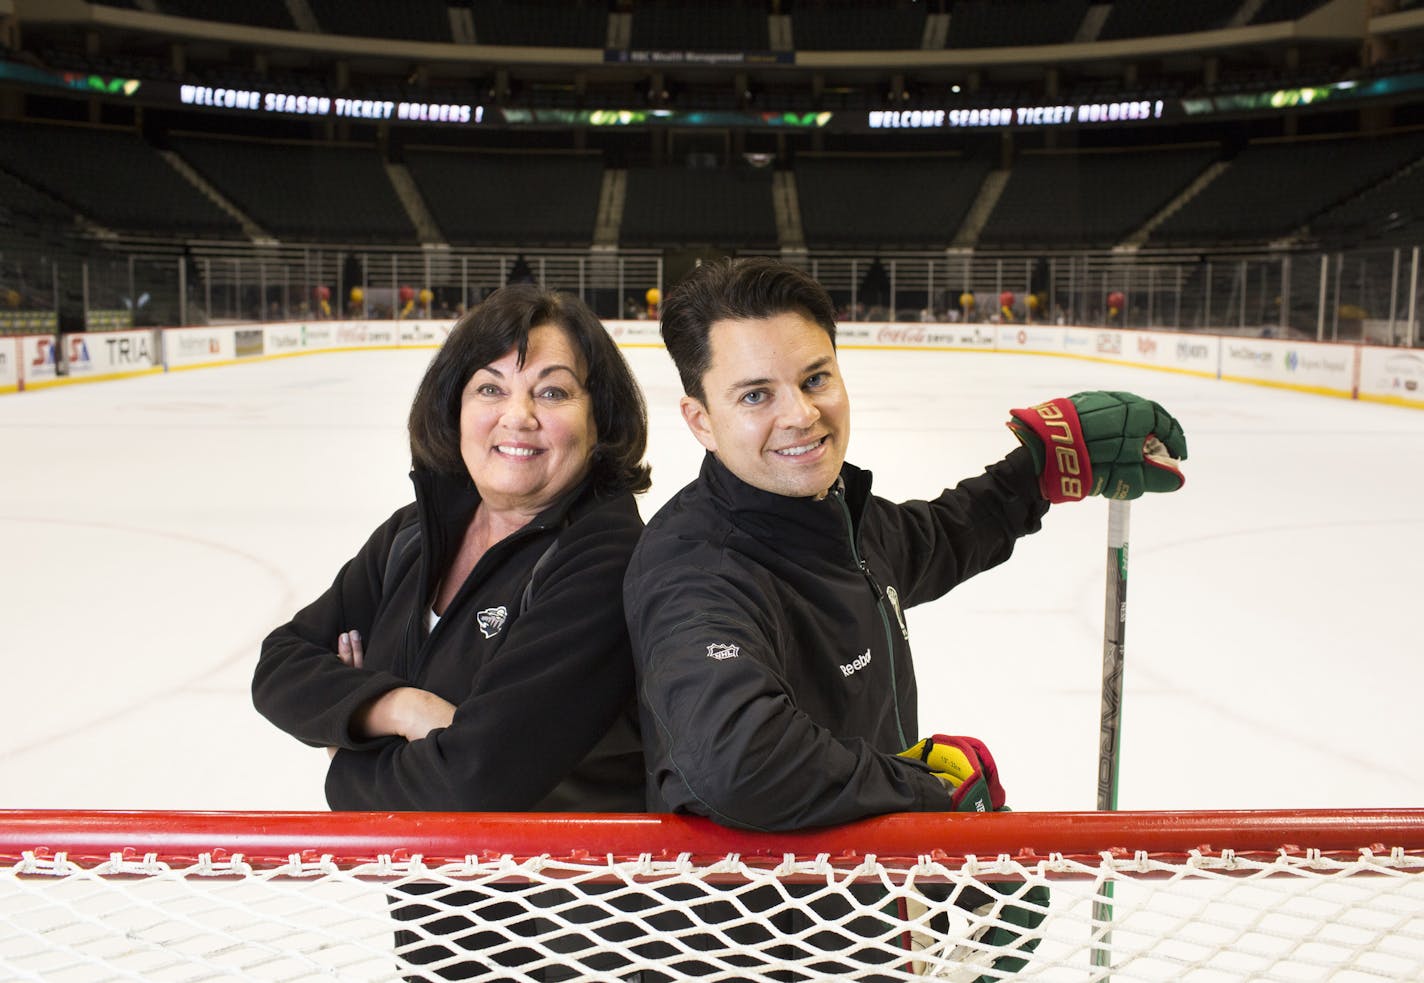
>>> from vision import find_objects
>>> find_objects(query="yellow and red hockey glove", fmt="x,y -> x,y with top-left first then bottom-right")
1006,390 -> 1188,503
897,734 -> 1005,813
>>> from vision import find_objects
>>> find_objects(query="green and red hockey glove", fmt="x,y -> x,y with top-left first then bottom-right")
897,734 -> 1005,813
1006,390 -> 1188,503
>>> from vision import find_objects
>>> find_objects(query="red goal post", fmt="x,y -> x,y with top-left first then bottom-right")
4,808 -> 1424,981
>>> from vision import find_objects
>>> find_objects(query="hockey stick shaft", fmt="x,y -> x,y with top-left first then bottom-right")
1098,497 -> 1130,812
1093,497 -> 1131,973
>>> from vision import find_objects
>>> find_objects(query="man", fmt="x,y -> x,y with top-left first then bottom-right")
625,257 -> 1187,830
623,257 -> 1187,979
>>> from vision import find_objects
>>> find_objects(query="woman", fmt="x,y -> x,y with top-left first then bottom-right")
252,284 -> 650,979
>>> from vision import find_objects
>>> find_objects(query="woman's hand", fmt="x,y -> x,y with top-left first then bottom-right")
331,688 -> 455,755
356,687 -> 457,743
328,630 -> 367,757
329,629 -> 455,748
336,629 -> 364,668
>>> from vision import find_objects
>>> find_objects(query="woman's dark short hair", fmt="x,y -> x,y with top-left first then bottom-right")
409,284 -> 651,495
660,257 -> 838,403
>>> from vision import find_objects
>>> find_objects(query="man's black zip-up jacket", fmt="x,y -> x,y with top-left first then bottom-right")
624,448 -> 1048,831
254,468 -> 645,813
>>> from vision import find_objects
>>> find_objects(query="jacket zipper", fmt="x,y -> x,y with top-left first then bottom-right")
404,521 -> 548,682
831,487 -> 908,749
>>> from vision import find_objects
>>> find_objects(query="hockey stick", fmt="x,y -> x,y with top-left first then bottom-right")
1092,497 -> 1131,973
1098,497 -> 1130,812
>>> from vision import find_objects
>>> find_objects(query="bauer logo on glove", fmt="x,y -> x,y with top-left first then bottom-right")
1006,390 -> 1188,503
897,734 -> 1006,813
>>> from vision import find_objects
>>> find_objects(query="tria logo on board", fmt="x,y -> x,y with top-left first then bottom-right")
102,335 -> 150,364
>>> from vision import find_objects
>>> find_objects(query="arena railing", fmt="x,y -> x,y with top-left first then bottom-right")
2,242 -> 1421,347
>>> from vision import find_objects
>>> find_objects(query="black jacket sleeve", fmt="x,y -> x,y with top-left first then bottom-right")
324,499 -> 644,811
251,507 -> 414,749
868,445 -> 1049,608
629,550 -> 955,831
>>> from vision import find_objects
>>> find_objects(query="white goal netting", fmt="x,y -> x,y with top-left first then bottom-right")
3,809 -> 1423,982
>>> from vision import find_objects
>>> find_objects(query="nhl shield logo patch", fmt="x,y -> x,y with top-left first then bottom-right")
706,642 -> 739,661
477,606 -> 509,639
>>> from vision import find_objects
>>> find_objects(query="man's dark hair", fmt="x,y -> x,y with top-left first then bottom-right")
409,283 -> 651,495
660,257 -> 838,403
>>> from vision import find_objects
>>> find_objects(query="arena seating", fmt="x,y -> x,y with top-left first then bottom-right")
471,0 -> 609,48
792,4 -> 927,50
796,154 -> 992,248
979,145 -> 1220,248
628,0 -> 770,51
169,135 -> 416,243
303,0 -> 452,43
1150,131 -> 1424,245
620,166 -> 777,248
0,229 -> 83,327
946,0 -> 1090,49
403,149 -> 604,246
68,0 -> 1353,46
7,119 -> 1423,255
1310,160 -> 1424,247
2,0 -> 1421,262
0,122 -> 241,238
0,170 -> 88,322
0,168 -> 77,229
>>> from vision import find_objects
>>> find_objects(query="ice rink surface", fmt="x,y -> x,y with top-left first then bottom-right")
2,341 -> 1421,815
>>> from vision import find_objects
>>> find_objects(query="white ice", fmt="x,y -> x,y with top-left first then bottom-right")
1,343 -> 1420,813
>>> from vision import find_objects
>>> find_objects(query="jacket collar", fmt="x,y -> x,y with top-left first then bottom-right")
698,451 -> 874,549
412,468 -> 592,525
410,467 -> 591,568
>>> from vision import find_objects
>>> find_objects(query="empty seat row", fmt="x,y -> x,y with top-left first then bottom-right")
5,122 -> 1424,251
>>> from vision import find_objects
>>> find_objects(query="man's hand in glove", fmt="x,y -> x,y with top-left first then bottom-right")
1007,390 -> 1188,503
898,734 -> 1006,813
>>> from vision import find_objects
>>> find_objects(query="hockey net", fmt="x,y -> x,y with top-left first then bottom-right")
3,808 -> 1423,982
